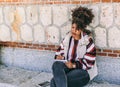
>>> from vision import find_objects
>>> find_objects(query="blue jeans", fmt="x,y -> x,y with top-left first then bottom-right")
50,61 -> 90,87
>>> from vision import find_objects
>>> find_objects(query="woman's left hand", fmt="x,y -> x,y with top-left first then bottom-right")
65,61 -> 73,69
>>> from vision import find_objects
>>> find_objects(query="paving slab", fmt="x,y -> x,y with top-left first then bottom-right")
0,65 -> 120,87
0,65 -> 40,86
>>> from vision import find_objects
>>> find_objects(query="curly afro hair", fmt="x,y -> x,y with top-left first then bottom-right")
71,6 -> 94,34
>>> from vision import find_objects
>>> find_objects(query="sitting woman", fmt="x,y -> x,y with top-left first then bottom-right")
50,6 -> 98,87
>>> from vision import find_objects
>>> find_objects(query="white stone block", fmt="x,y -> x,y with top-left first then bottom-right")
46,26 -> 60,44
0,24 -> 11,41
4,6 -> 25,25
12,31 -> 21,42
16,6 -> 25,24
34,24 -> 45,43
4,6 -> 15,25
94,27 -> 107,47
26,6 -> 38,25
39,5 -> 52,26
114,3 -> 120,27
20,24 -> 33,42
108,27 -> 120,48
10,7 -> 25,42
61,23 -> 71,40
86,26 -> 92,31
0,7 -> 3,24
68,5 -> 78,20
100,4 -> 113,28
89,5 -> 99,27
53,6 -> 68,26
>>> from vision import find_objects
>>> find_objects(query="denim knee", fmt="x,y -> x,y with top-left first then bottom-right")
52,61 -> 65,71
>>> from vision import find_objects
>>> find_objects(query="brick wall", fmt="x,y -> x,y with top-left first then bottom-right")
0,42 -> 120,58
0,1 -> 120,58
0,0 -> 119,5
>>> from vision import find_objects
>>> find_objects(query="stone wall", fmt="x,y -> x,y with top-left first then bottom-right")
0,2 -> 120,58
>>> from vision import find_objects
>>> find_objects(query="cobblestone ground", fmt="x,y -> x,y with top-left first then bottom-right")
0,65 -> 120,87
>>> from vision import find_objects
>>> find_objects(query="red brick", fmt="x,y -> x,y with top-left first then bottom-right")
108,53 -> 118,57
92,0 -> 100,2
53,1 -> 70,4
10,45 -> 17,47
113,0 -> 120,2
3,44 -> 9,47
71,1 -> 78,4
45,48 -> 51,50
22,45 -> 30,48
40,44 -> 48,47
1,0 -> 120,5
55,45 -> 59,48
26,43 -> 32,46
96,48 -> 102,52
81,1 -> 91,4
103,49 -> 112,53
18,42 -> 25,45
17,45 -> 23,48
1,42 -> 10,45
102,0 -> 111,2
37,47 -> 44,50
113,50 -> 120,53
48,45 -> 55,48
97,53 -> 107,56
33,44 -> 39,47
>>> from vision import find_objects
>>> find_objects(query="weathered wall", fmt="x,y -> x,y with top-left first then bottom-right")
0,3 -> 120,58
0,0 -> 120,85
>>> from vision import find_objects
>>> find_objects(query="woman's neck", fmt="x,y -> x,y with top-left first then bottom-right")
74,33 -> 81,40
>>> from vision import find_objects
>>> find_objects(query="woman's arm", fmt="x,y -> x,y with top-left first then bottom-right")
54,42 -> 65,60
75,37 -> 96,70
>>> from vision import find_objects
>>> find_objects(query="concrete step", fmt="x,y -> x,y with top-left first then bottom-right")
0,65 -> 120,87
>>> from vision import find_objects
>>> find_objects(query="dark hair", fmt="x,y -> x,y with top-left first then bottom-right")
71,6 -> 94,34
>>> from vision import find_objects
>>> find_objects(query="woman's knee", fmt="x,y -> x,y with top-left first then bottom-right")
68,76 -> 90,87
52,61 -> 65,70
67,70 -> 90,87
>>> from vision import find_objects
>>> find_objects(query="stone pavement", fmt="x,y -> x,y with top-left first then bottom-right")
0,65 -> 120,87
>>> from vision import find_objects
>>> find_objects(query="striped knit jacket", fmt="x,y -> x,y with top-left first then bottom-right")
55,32 -> 98,80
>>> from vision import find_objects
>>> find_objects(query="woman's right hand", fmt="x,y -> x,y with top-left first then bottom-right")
56,55 -> 64,60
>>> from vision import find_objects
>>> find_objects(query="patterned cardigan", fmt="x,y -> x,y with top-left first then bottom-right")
55,32 -> 98,80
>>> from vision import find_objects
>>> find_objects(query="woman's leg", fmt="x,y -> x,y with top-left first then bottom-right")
50,78 -> 56,87
52,61 -> 69,87
67,69 -> 90,87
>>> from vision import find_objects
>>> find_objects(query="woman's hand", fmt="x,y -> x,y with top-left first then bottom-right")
56,55 -> 64,60
65,61 -> 76,69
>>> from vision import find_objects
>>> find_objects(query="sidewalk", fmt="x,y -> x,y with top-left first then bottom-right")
0,65 -> 120,87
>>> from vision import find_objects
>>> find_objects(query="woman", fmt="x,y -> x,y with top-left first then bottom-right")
50,6 -> 98,87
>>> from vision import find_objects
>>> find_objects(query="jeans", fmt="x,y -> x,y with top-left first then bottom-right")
50,61 -> 90,87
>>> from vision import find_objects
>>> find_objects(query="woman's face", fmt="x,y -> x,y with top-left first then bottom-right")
71,23 -> 81,39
